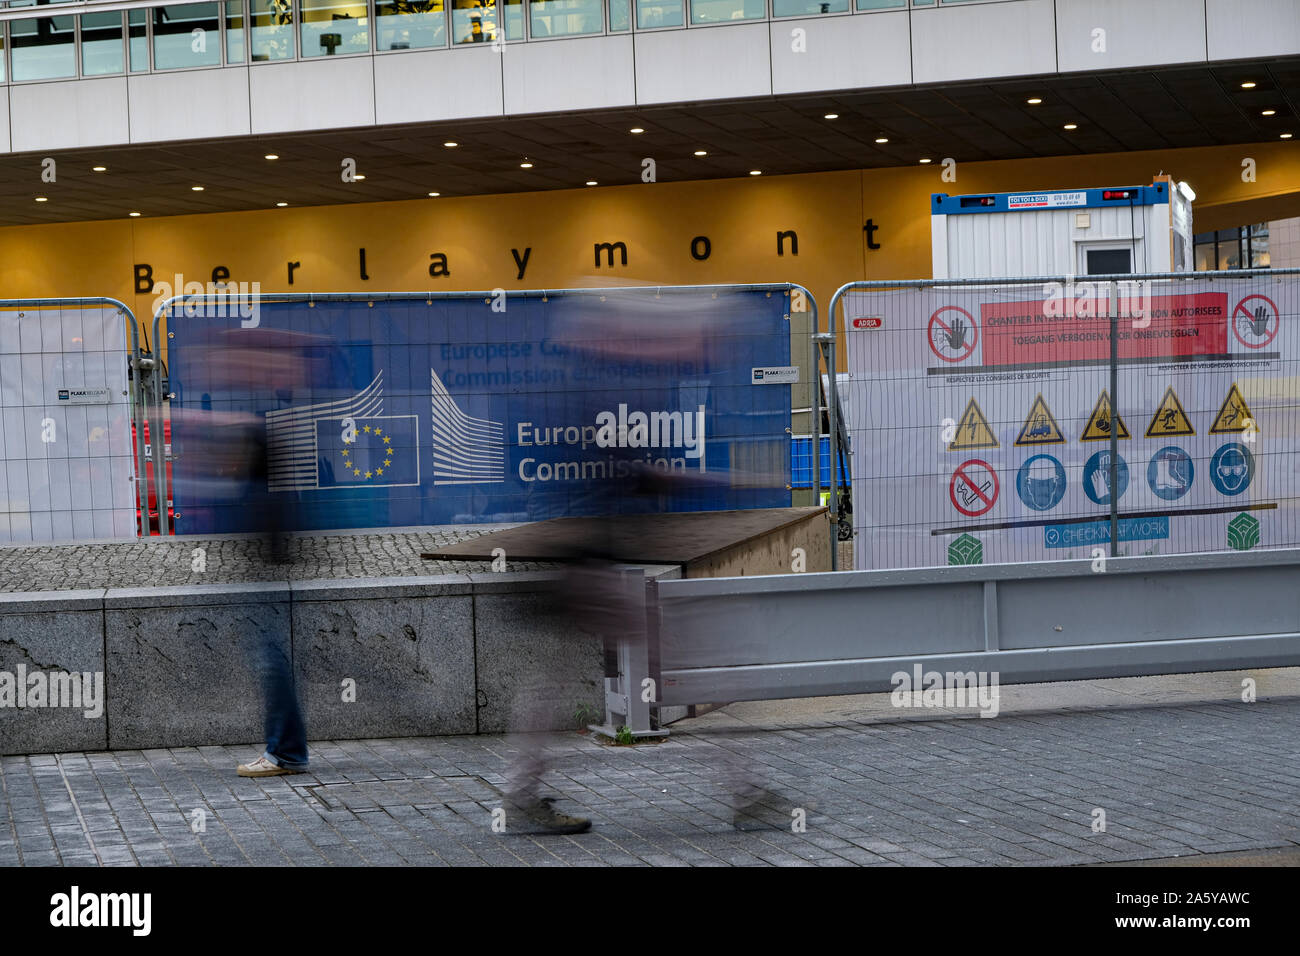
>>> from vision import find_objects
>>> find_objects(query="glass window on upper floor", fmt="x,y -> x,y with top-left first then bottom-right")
451,0 -> 522,44
153,3 -> 223,69
301,0 -> 370,57
81,11 -> 125,76
251,0 -> 296,59
609,0 -> 630,31
856,0 -> 905,8
10,12 -> 77,82
375,0 -> 447,50
774,0 -> 850,17
226,0 -> 247,62
690,0 -> 765,24
637,0 -> 683,28
529,0 -> 602,38
129,9 -> 149,69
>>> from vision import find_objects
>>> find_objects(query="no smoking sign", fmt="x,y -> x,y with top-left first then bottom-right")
950,459 -> 999,517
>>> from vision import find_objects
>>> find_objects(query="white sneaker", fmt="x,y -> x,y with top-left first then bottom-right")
237,755 -> 304,778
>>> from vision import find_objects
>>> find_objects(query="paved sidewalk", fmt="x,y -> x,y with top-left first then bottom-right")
2,671 -> 1297,867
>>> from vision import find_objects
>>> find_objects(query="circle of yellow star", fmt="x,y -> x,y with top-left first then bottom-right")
336,425 -> 397,482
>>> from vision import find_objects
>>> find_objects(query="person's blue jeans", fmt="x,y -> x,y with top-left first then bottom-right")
260,635 -> 309,770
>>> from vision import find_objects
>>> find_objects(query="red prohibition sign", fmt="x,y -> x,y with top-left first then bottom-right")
1233,294 -> 1279,349
950,459 -> 999,517
928,306 -> 978,363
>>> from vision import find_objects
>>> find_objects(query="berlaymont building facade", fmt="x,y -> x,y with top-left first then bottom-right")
0,0 -> 1296,318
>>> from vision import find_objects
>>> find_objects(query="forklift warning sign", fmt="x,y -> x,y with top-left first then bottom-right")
841,276 -> 1297,571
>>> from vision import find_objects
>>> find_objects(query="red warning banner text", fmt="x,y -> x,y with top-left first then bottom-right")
980,292 -> 1228,367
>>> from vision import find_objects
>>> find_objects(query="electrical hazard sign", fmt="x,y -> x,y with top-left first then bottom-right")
1014,393 -> 1065,446
1209,382 -> 1255,434
947,397 -> 999,451
1081,390 -> 1130,442
1145,386 -> 1195,438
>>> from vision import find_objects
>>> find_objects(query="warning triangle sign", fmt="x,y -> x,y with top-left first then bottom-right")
1015,393 -> 1065,446
948,397 -> 999,450
1081,390 -> 1130,442
1145,386 -> 1195,438
1210,382 -> 1255,434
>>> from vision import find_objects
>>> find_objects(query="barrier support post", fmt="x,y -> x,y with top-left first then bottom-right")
1108,281 -> 1119,558
588,567 -> 669,741
814,332 -> 839,570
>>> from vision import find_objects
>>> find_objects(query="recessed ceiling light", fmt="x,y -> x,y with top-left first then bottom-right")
354,174 -> 365,180
694,150 -> 708,156
749,170 -> 762,176
585,180 -> 597,186
129,212 -> 141,217
191,185 -> 204,191
92,165 -> 107,172
824,113 -> 839,120
1282,133 -> 1294,139
1063,123 -> 1078,130
1241,81 -> 1257,89
919,158 -> 932,164
1027,97 -> 1043,105
875,137 -> 889,144
520,161 -> 533,169
630,127 -> 644,134
35,197 -> 47,203
428,191 -> 440,197
264,154 -> 278,160
443,141 -> 458,148
1263,109 -> 1277,116
275,202 -> 288,207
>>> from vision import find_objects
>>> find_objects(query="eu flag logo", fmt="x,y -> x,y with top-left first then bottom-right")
316,416 -> 419,488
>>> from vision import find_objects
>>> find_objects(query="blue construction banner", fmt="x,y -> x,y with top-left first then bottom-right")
168,289 -> 794,533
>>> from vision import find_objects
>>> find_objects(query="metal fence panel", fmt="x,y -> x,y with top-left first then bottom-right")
0,299 -> 141,542
833,270 -> 1300,571
156,286 -> 810,535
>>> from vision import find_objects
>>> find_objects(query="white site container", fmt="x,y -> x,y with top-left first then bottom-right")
930,177 -> 1195,279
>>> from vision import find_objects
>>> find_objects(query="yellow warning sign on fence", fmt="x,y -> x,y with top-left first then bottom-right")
1081,390 -> 1130,442
1210,382 -> 1255,434
948,397 -> 999,451
1145,386 -> 1195,438
1015,393 -> 1065,446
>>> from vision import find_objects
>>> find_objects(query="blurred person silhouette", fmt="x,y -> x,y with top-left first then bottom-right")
167,318 -> 323,778
502,291 -> 787,833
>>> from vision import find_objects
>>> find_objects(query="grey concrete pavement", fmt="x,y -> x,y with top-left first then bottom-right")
2,670 -> 1297,867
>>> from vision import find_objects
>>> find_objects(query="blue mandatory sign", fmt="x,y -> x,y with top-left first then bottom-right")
1082,450 -> 1129,505
1209,442 -> 1255,497
1016,454 -> 1067,511
1147,445 -> 1194,501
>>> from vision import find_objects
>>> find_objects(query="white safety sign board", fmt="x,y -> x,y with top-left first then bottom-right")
842,277 -> 1298,570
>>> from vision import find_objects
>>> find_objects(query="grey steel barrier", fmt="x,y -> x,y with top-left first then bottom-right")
640,547 -> 1300,716
0,297 -> 151,540
149,283 -> 819,536
825,268 -> 1300,572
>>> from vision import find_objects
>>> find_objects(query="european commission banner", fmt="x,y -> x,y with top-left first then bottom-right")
842,276 -> 1299,571
168,290 -> 793,534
